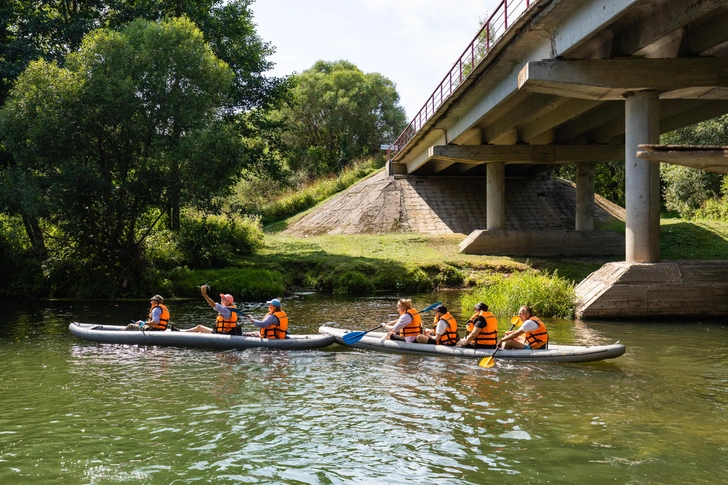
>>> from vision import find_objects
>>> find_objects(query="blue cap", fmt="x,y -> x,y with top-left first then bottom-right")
266,298 -> 281,308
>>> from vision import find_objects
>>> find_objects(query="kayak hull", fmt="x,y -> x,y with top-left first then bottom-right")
318,326 -> 625,363
70,322 -> 336,350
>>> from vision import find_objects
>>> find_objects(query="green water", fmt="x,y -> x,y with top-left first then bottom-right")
1,293 -> 727,484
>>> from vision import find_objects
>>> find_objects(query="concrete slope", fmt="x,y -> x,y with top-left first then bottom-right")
282,170 -> 624,237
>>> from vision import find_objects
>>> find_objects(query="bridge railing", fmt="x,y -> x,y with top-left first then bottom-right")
387,0 -> 540,161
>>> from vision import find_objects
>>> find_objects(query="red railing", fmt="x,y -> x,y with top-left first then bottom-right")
387,0 -> 539,160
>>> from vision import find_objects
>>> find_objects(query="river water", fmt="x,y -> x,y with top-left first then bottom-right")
1,292 -> 726,484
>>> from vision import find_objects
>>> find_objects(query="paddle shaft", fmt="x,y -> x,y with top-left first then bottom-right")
342,302 -> 442,344
480,322 -> 517,367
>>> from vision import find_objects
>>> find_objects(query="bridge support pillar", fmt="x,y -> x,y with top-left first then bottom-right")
625,91 -> 660,263
575,162 -> 595,231
486,162 -> 505,230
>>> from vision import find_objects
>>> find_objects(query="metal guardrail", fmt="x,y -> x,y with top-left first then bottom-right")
387,0 -> 540,161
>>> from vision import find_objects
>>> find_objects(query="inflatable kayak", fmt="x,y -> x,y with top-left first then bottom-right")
319,326 -> 625,363
69,322 -> 336,350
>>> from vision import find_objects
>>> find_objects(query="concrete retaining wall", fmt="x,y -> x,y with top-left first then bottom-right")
575,261 -> 728,319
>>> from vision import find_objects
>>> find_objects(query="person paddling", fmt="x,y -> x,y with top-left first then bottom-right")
382,299 -> 421,342
497,305 -> 548,349
183,286 -> 240,335
124,294 -> 170,331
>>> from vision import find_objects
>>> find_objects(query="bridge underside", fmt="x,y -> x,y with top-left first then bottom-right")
388,0 -> 728,318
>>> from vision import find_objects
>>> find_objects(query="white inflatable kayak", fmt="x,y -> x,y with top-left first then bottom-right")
69,322 -> 336,350
319,326 -> 625,363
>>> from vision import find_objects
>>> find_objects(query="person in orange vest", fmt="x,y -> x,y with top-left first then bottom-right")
416,304 -> 459,345
124,294 -> 170,331
183,285 -> 240,335
382,298 -> 421,342
497,305 -> 549,350
456,302 -> 498,349
245,298 -> 288,339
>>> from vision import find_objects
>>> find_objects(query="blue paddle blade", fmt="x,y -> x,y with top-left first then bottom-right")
342,331 -> 367,345
419,301 -> 442,313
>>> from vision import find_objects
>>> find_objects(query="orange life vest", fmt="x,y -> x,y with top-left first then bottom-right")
523,316 -> 548,349
260,310 -> 288,339
433,312 -> 459,345
398,308 -> 422,338
149,304 -> 170,330
214,307 -> 238,334
466,310 -> 498,347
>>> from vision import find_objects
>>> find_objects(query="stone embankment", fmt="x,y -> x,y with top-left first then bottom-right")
283,170 -> 624,237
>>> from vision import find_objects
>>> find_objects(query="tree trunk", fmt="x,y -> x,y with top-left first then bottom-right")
21,213 -> 47,259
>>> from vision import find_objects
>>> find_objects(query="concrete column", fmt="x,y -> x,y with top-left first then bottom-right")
486,162 -> 505,230
575,162 -> 596,231
624,91 -> 660,263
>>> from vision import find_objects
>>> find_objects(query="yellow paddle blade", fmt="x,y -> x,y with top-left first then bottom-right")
510,315 -> 521,325
478,356 -> 496,368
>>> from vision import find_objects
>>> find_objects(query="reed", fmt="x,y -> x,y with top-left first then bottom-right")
460,270 -> 576,319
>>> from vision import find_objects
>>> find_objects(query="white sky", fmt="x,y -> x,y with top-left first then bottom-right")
251,0 -> 501,120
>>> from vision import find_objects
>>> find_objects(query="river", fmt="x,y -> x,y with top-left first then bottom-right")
1,292 -> 726,484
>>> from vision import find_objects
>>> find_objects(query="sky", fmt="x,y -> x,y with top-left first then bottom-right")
250,0 -> 502,120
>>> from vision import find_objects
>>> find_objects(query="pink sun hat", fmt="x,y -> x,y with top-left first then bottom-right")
220,293 -> 234,304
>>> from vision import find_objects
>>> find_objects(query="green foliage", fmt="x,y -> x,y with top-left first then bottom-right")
254,157 -> 384,224
694,197 -> 728,222
176,212 -> 264,269
1,17 -> 239,286
0,215 -> 46,296
659,115 -> 728,219
555,162 -> 626,206
660,164 -> 721,218
169,267 -> 287,301
460,270 -> 576,319
279,60 -> 406,176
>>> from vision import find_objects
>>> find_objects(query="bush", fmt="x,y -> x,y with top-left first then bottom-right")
460,270 -> 575,319
169,267 -> 287,301
661,164 -> 722,218
177,212 -> 264,269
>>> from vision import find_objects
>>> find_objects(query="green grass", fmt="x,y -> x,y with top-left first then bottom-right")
167,215 -> 728,299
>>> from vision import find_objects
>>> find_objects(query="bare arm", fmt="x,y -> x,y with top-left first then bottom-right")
200,286 -> 215,309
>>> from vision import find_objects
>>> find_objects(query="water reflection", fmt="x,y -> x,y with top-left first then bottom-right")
0,296 -> 727,484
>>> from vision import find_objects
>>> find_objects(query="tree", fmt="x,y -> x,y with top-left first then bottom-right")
279,60 -> 406,176
660,114 -> 728,218
1,0 -> 289,232
0,17 -> 241,289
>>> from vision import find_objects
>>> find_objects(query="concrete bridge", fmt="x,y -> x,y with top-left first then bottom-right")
386,0 -> 728,319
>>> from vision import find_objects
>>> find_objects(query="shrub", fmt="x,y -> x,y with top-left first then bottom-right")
461,270 -> 576,319
661,164 -> 722,219
177,212 -> 264,269
169,267 -> 287,301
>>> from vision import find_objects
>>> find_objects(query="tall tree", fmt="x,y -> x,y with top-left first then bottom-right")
660,114 -> 728,217
280,60 -> 406,176
1,0 -> 289,233
1,17 -> 241,287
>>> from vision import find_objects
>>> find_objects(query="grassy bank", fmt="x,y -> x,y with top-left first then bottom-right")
163,214 -> 728,316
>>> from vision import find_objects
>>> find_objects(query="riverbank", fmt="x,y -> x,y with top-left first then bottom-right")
163,215 -> 728,305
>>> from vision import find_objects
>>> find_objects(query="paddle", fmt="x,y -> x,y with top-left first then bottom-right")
341,301 -> 442,345
478,315 -> 521,368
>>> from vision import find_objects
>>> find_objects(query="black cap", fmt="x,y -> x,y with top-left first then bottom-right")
435,305 -> 447,314
474,302 -> 488,311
